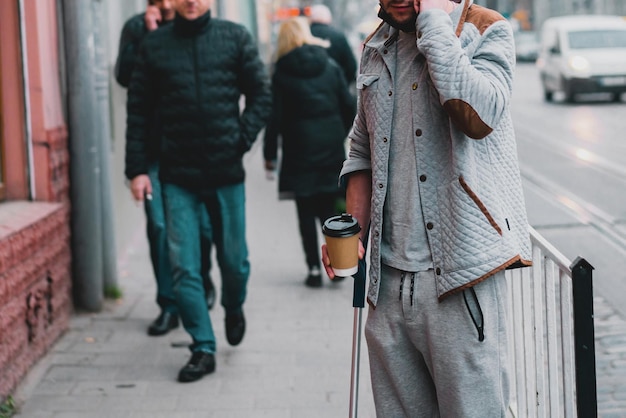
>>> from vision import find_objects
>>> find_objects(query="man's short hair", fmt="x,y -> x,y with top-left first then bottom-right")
309,4 -> 332,24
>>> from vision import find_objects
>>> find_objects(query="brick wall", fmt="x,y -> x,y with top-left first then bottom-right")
0,202 -> 72,398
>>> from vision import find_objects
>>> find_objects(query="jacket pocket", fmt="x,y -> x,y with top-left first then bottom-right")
458,176 -> 502,236
435,175 -> 503,273
356,73 -> 380,90
356,73 -> 380,119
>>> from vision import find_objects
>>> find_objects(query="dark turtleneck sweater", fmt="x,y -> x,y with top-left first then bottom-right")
173,10 -> 211,37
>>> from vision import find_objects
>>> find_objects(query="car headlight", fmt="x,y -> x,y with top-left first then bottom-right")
567,55 -> 590,73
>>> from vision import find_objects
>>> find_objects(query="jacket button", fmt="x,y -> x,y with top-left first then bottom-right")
384,49 -> 388,54
378,183 -> 384,189
388,91 -> 393,97
426,222 -> 434,230
412,82 -> 418,90
419,175 -> 427,182
383,137 -> 388,143
415,129 -> 422,136
435,267 -> 441,275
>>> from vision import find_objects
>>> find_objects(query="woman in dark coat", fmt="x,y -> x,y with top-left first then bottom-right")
264,17 -> 356,288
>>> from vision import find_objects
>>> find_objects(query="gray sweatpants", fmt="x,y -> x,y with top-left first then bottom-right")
365,265 -> 510,418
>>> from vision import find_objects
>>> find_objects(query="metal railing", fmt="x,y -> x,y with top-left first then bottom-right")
506,226 -> 597,418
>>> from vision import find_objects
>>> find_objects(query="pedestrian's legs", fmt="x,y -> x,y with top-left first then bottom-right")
365,265 -> 510,417
205,182 -> 249,315
162,182 -> 215,354
311,191 -> 340,241
295,196 -> 322,271
144,163 -> 177,315
199,208 -> 215,309
422,271 -> 510,418
365,265 -> 439,417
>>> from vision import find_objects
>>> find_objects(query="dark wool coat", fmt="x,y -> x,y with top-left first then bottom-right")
125,11 -> 272,193
263,44 -> 356,199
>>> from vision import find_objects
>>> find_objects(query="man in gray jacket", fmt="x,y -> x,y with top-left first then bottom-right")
323,0 -> 532,415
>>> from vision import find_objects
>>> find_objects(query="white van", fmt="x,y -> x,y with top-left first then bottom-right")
537,15 -> 626,102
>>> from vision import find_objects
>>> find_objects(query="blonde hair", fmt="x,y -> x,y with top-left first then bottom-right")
275,17 -> 330,60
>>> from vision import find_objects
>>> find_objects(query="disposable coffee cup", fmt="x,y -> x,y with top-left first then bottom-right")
322,213 -> 361,277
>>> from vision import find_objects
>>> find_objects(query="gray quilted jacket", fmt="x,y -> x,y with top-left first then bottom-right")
341,0 -> 532,306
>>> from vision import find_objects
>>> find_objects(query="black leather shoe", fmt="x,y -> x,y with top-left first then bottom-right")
204,277 -> 216,311
147,311 -> 179,336
304,273 -> 322,288
177,351 -> 215,383
225,312 -> 246,346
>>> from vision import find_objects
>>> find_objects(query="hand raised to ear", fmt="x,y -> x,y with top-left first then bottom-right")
414,0 -> 461,14
145,5 -> 162,31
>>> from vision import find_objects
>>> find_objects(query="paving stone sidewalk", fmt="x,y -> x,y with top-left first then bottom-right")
13,146 -> 377,418
12,145 -> 626,417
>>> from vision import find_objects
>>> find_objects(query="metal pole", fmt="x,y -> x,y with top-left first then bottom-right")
17,0 -> 36,200
91,0 -> 120,296
349,227 -> 369,418
570,257 -> 597,418
349,307 -> 363,418
61,0 -> 104,312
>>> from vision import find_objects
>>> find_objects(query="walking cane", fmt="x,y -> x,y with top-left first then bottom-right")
349,228 -> 369,418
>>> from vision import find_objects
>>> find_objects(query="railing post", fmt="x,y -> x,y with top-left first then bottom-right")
570,257 -> 597,418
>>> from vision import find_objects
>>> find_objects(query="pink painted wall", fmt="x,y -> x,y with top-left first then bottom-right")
0,0 -> 73,399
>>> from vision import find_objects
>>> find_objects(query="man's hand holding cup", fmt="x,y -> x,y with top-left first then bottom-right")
321,214 -> 365,280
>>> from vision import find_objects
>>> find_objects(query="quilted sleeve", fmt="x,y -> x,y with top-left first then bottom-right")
340,97 -> 372,180
114,15 -> 145,88
124,42 -> 154,180
416,9 -> 515,139
236,26 -> 272,152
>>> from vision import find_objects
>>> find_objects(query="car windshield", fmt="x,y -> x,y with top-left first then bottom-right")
568,29 -> 626,49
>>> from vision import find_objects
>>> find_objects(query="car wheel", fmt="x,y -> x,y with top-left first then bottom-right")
612,92 -> 623,102
544,90 -> 554,102
561,78 -> 576,103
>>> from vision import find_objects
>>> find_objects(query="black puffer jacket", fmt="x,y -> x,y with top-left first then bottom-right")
115,13 -> 161,88
116,13 -> 173,163
125,11 -> 272,192
263,44 -> 356,199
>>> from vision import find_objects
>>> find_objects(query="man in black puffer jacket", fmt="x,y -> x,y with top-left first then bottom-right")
126,0 -> 271,383
117,0 -> 217,340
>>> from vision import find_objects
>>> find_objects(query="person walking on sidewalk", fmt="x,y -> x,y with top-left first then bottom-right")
308,4 -> 358,86
263,17 -> 356,288
322,0 -> 532,415
117,0 -> 217,338
125,0 -> 271,382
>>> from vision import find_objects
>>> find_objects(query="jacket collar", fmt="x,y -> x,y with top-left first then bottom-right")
174,9 -> 211,37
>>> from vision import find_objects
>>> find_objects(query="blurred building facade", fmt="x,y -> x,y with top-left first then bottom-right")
480,0 -> 626,30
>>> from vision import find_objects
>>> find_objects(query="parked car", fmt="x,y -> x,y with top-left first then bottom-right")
536,15 -> 626,102
514,30 -> 539,62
